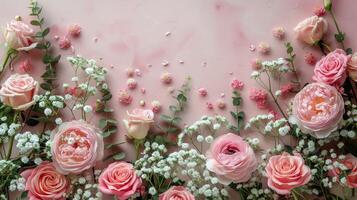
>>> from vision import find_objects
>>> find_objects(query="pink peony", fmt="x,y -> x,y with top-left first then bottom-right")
0,73 -> 38,110
159,186 -> 195,200
249,88 -> 268,109
206,133 -> 257,185
347,52 -> 357,82
123,109 -> 154,139
21,162 -> 69,200
265,153 -> 311,195
50,120 -> 104,174
292,82 -> 344,138
329,154 -> 357,188
294,16 -> 328,45
231,78 -> 244,90
313,49 -> 349,88
3,20 -> 37,51
99,162 -> 142,200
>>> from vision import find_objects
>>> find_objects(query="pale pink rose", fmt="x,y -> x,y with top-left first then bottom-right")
265,153 -> 312,195
3,20 -> 37,51
329,154 -> 357,188
0,73 -> 38,110
159,186 -> 195,200
51,120 -> 104,174
206,133 -> 257,185
99,162 -> 142,200
313,49 -> 349,88
347,53 -> 357,81
294,16 -> 328,45
21,162 -> 69,200
292,82 -> 344,138
123,109 -> 154,140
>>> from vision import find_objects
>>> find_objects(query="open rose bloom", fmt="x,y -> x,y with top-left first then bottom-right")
292,82 -> 344,138
3,20 -> 37,51
0,73 -> 38,110
159,186 -> 195,200
265,153 -> 312,195
51,120 -> 104,174
21,162 -> 69,200
123,109 -> 154,140
99,162 -> 142,200
294,16 -> 328,45
206,133 -> 257,185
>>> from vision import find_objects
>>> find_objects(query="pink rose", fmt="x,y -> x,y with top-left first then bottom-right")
329,154 -> 357,188
294,16 -> 328,45
206,133 -> 257,184
265,153 -> 312,195
313,49 -> 349,88
347,53 -> 357,81
51,120 -> 104,174
99,162 -> 142,200
123,109 -> 154,140
0,73 -> 38,110
3,20 -> 37,51
292,82 -> 344,138
21,162 -> 69,200
159,186 -> 195,200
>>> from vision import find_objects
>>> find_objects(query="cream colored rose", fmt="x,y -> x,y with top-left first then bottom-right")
294,16 -> 328,45
348,53 -> 357,81
0,73 -> 39,110
123,109 -> 154,140
3,20 -> 37,51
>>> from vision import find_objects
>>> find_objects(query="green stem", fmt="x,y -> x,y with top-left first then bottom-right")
329,10 -> 346,50
6,111 -> 20,160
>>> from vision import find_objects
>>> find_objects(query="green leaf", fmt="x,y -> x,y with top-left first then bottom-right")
160,114 -> 172,122
30,20 -> 41,26
346,48 -> 353,55
177,93 -> 187,102
103,93 -> 112,101
335,32 -> 345,42
42,54 -> 53,64
230,111 -> 238,120
169,105 -> 178,112
105,141 -> 126,149
103,152 -> 125,162
99,118 -> 107,129
17,191 -> 28,200
102,127 -> 118,137
40,83 -> 52,90
42,27 -> 50,37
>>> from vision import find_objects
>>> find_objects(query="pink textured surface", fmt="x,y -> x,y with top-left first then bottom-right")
1,0 -> 357,166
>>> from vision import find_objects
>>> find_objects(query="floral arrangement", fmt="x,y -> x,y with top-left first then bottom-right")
0,0 -> 356,200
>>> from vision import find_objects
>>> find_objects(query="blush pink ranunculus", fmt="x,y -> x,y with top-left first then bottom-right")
347,53 -> 357,82
0,73 -> 38,110
3,20 -> 37,51
98,162 -> 143,200
206,133 -> 257,185
294,16 -> 328,45
21,162 -> 69,200
313,49 -> 349,88
51,120 -> 104,174
265,153 -> 312,195
329,154 -> 357,188
123,109 -> 154,140
159,186 -> 195,200
292,82 -> 344,138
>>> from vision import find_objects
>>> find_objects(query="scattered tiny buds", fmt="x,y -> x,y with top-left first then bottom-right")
198,88 -> 208,97
118,90 -> 132,105
231,78 -> 244,90
249,44 -> 256,52
125,68 -> 135,77
250,58 -> 262,70
257,42 -> 271,54
272,26 -> 285,39
216,99 -> 226,109
139,100 -> 146,106
58,36 -> 71,49
151,100 -> 161,113
160,72 -> 173,84
68,24 -> 81,37
304,52 -> 317,65
206,102 -> 214,110
126,78 -> 137,90
220,93 -> 225,97
135,69 -> 142,76
141,88 -> 146,94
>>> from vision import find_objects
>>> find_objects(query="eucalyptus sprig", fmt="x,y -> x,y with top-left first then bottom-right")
29,0 -> 61,91
160,77 -> 191,135
228,91 -> 245,134
285,42 -> 301,90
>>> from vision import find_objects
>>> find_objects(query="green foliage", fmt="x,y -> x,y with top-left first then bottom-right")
103,152 -> 125,162
229,91 -> 245,133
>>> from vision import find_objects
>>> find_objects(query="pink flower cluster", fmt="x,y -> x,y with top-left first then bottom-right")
231,78 -> 244,90
249,88 -> 268,109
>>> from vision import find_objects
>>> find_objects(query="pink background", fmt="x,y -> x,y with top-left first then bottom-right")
1,0 -> 357,192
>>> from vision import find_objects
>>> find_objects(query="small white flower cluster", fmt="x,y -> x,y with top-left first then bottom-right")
246,114 -> 290,136
9,177 -> 26,192
245,137 -> 260,149
34,91 -> 64,117
340,101 -> 357,138
0,118 -> 20,142
251,58 -> 289,79
67,56 -> 107,83
15,131 -> 40,153
69,176 -> 102,200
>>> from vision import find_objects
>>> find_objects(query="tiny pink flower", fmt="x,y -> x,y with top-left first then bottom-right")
18,59 -> 32,73
126,68 -> 135,77
280,83 -> 294,97
58,36 -> 71,49
198,88 -> 208,97
272,27 -> 285,39
206,102 -> 214,110
249,88 -> 268,109
216,99 -> 226,110
257,42 -> 270,54
68,24 -> 81,37
126,78 -> 137,90
251,58 -> 262,70
304,52 -> 317,65
231,79 -> 244,90
160,72 -> 173,84
151,100 -> 161,113
118,90 -> 132,105
314,6 -> 326,17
